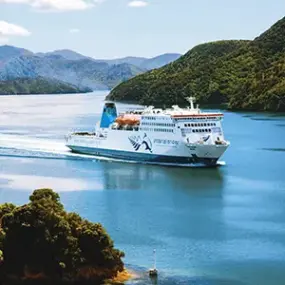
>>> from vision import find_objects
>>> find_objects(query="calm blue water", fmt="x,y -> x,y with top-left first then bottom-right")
0,92 -> 285,285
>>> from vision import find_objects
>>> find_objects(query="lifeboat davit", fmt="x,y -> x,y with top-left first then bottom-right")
115,114 -> 140,125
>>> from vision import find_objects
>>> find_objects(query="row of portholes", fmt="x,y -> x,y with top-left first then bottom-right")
192,129 -> 212,133
184,123 -> 216,127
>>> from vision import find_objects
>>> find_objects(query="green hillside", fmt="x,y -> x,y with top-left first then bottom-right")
107,17 -> 285,112
0,77 -> 92,95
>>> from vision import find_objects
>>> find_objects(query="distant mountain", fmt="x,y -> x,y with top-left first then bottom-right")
98,54 -> 182,70
0,45 -> 32,63
0,54 -> 145,90
37,50 -> 147,66
0,45 -> 181,92
103,57 -> 147,67
0,77 -> 91,95
37,49 -> 93,61
37,50 -> 182,70
108,17 -> 285,112
140,53 -> 181,70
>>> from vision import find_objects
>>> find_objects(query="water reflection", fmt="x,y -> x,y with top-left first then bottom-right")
97,160 -> 225,192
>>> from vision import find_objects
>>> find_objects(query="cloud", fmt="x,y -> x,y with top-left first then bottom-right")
69,28 -> 80,34
0,0 -> 104,11
0,21 -> 31,39
128,0 -> 148,7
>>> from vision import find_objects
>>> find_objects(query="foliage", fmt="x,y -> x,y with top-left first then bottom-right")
0,77 -> 92,95
107,17 -> 285,112
0,188 -> 124,284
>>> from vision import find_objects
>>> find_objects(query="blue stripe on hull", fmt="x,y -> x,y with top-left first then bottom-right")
67,145 -> 218,166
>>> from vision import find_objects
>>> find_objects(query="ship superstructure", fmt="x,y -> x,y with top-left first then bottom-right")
65,97 -> 230,166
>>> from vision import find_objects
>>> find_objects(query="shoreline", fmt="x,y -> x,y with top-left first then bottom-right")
106,268 -> 139,284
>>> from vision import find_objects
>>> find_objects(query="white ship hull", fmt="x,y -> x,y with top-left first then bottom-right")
66,130 -> 229,166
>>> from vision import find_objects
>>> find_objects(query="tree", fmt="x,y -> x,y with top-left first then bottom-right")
0,189 -> 124,284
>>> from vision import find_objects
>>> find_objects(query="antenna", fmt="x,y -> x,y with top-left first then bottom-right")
186,97 -> 195,110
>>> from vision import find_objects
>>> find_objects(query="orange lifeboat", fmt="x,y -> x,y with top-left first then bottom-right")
115,114 -> 140,125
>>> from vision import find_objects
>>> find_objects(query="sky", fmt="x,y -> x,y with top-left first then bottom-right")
0,0 -> 285,59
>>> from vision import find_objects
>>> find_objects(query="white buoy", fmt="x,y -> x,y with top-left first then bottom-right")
149,249 -> 158,277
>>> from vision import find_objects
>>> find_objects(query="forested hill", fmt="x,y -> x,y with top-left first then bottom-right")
107,17 -> 285,112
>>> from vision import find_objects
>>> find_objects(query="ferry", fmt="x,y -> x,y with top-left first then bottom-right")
65,97 -> 230,167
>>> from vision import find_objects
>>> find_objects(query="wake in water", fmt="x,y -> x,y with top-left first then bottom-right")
0,134 -> 225,168
0,134 -> 95,161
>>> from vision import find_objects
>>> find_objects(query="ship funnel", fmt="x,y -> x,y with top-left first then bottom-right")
100,102 -> 118,128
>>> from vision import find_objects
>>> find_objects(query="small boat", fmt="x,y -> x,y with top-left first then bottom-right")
149,249 -> 158,278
